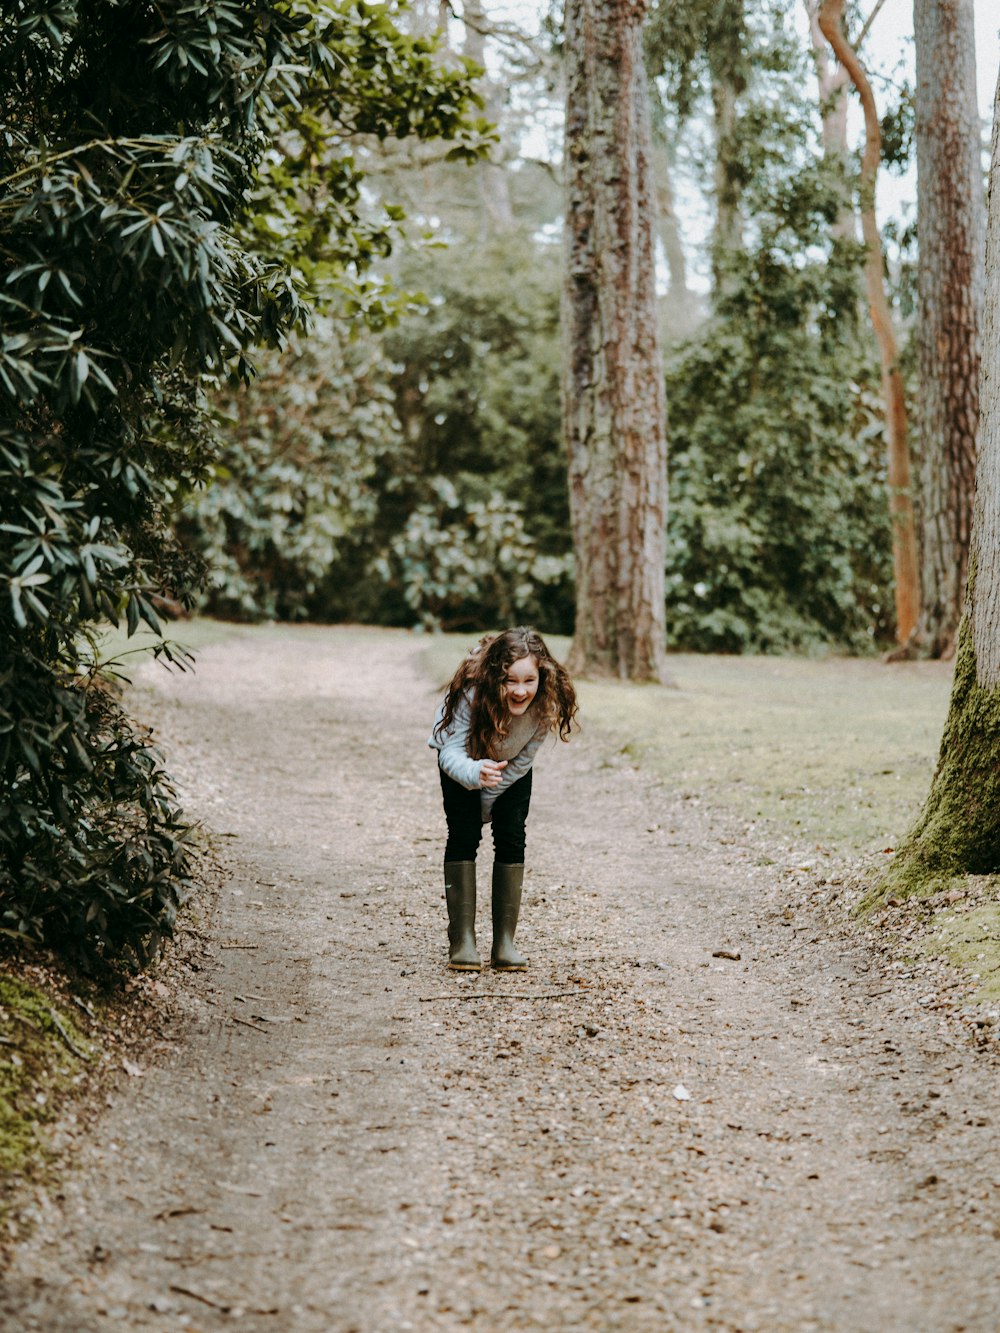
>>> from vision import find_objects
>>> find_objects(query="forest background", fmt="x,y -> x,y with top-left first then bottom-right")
179,0 -> 995,654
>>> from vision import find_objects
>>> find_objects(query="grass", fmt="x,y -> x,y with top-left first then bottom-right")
0,971 -> 94,1206
914,882 -> 1000,1003
419,635 -> 953,860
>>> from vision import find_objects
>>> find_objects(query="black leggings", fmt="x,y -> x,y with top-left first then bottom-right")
440,767 -> 532,865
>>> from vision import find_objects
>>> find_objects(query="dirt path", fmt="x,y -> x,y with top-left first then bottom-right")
3,625 -> 1000,1331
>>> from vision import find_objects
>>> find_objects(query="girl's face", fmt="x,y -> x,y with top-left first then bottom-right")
503,654 -> 539,716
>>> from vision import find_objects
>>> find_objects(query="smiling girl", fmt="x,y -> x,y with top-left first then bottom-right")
428,627 -> 578,971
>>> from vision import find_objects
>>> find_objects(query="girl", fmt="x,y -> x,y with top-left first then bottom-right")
428,627 -> 577,971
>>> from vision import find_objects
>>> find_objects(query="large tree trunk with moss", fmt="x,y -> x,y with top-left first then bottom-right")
882,69 -> 1000,894
819,0 -> 920,646
562,0 -> 668,681
909,0 -> 985,659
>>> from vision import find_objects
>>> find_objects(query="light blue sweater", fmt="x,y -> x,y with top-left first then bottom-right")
428,691 -> 548,820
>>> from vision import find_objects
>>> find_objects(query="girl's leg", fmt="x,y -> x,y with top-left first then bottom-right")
440,769 -> 484,863
490,768 -> 532,865
439,770 -> 484,969
489,771 -> 532,969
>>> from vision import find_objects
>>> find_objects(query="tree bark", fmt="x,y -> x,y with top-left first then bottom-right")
710,71 -> 744,291
819,0 -> 920,646
562,0 -> 668,681
909,0 -> 985,659
651,139 -> 692,310
803,0 -> 855,240
462,0 -> 515,235
880,67 -> 1000,896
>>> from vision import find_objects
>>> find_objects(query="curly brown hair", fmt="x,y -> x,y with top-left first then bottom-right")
434,627 -> 578,760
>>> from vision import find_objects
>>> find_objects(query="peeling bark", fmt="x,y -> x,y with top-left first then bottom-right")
562,0 -> 668,681
818,0 -> 920,646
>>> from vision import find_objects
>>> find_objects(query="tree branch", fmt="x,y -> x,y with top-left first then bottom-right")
857,0 -> 891,50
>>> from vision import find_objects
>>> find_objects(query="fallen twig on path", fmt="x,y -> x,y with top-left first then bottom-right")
169,1285 -> 280,1317
169,1284 -> 230,1312
47,1007 -> 92,1061
418,990 -> 586,1002
220,943 -> 259,950
215,1180 -> 262,1197
231,1015 -> 268,1033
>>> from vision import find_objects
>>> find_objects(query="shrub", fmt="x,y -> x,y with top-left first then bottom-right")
376,477 -> 572,630
0,1 -> 484,967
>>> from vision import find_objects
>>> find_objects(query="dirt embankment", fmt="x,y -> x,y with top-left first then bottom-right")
2,626 -> 999,1331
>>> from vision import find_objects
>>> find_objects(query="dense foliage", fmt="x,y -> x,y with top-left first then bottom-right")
178,317 -> 399,622
375,234 -> 572,630
180,221 -> 893,649
182,232 -> 573,631
665,250 -> 892,652
0,0 -> 484,966
654,6 -> 895,651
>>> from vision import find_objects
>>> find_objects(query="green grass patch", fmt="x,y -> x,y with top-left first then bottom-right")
0,971 -> 94,1201
580,655 -> 952,856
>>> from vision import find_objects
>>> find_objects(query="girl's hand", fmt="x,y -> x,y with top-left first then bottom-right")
479,759 -> 508,788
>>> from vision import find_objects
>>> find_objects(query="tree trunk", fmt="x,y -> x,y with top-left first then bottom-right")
703,0 -> 747,295
880,67 -> 1000,896
803,0 -> 855,240
819,0 -> 920,646
909,0 -> 985,659
463,0 -> 515,235
652,139 -> 691,309
562,0 -> 668,681
709,71 -> 745,293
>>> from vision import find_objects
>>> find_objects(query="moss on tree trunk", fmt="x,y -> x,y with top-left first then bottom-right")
873,67 -> 1000,905
878,612 -> 1000,901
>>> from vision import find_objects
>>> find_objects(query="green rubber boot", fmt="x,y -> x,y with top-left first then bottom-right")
445,861 -> 482,971
491,862 -> 528,971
